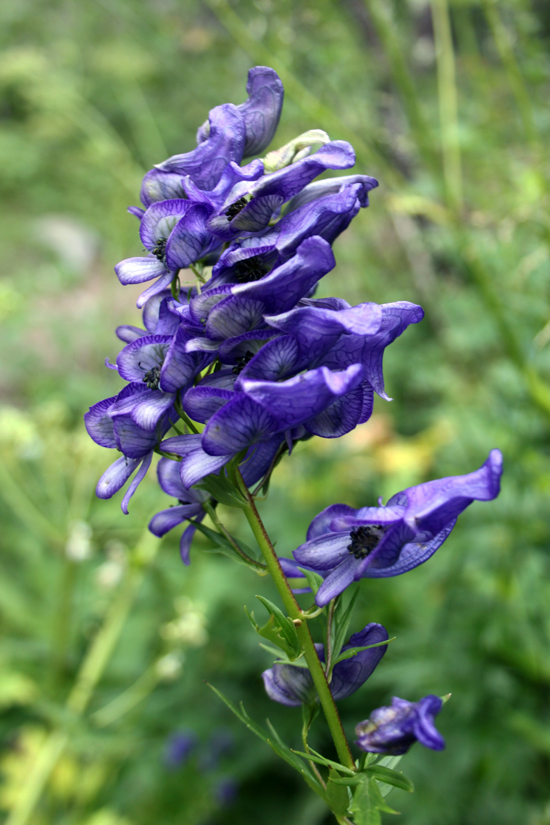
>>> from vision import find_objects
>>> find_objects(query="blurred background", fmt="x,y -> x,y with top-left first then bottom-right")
1,0 -> 550,823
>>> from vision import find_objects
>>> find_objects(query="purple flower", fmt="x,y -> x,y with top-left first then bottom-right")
197,66 -> 284,158
84,384 -> 177,513
148,458 -> 209,564
206,141 -> 357,241
293,450 -> 503,606
262,623 -> 389,707
355,695 -> 445,755
164,730 -> 198,768
208,182 -> 376,288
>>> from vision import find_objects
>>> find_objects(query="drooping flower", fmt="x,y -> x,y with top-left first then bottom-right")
262,623 -> 389,706
293,449 -> 503,606
84,384 -> 177,513
355,695 -> 445,755
148,458 -> 209,564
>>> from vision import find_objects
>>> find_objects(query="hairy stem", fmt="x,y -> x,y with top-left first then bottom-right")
237,473 -> 355,770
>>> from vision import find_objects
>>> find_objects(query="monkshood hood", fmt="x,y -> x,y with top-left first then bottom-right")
293,449 -> 503,606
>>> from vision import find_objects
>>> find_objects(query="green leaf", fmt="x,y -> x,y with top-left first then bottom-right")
290,748 -> 356,776
368,779 -> 400,814
375,755 -> 404,797
255,595 -> 301,659
330,586 -> 359,668
350,775 -> 382,825
365,765 -> 414,793
206,683 -> 326,799
191,520 -> 261,571
244,608 -> 296,657
296,566 -> 324,595
332,637 -> 395,666
195,472 -> 247,508
326,768 -> 351,816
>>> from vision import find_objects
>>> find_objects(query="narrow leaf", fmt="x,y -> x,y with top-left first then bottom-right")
366,765 -> 414,793
296,566 -> 325,595
332,637 -> 395,665
290,748 -> 355,776
326,768 -> 351,816
255,595 -> 301,658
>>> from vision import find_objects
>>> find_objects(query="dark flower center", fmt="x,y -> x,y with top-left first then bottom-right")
152,237 -> 167,262
348,525 -> 385,560
143,365 -> 161,390
225,196 -> 249,221
232,350 -> 255,375
233,256 -> 268,283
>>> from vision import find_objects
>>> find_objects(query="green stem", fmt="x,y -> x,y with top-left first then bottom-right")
203,501 -> 267,571
431,0 -> 463,215
237,474 -> 355,770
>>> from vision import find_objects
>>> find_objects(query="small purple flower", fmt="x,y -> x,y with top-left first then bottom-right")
148,458 -> 209,564
355,695 -> 445,755
293,450 -> 503,606
197,66 -> 284,158
164,730 -> 198,768
207,141 -> 357,241
84,384 -> 177,513
262,623 -> 389,706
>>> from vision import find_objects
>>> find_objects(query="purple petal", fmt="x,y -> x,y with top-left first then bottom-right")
96,455 -> 141,499
330,623 -> 389,700
115,256 -> 168,285
165,204 -> 219,270
232,236 -> 336,315
240,364 -> 364,431
116,335 -> 173,383
160,328 -> 206,393
116,325 -> 147,343
205,295 -> 265,341
286,174 -> 379,212
401,449 -> 503,535
262,665 -> 314,707
236,336 -> 299,383
136,272 -> 174,309
121,452 -> 153,514
293,531 -> 352,570
238,66 -> 284,157
315,555 -> 359,607
155,103 -> 246,190
307,504 -> 359,541
305,386 -> 364,438
183,386 -> 234,423
180,518 -> 202,565
140,169 -> 187,208
413,696 -> 445,750
201,395 -> 279,456
84,396 -> 117,448
139,199 -> 192,249
112,414 -> 159,458
180,447 -> 230,488
149,504 -> 202,537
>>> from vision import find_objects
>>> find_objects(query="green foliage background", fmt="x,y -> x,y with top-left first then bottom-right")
1,0 -> 550,823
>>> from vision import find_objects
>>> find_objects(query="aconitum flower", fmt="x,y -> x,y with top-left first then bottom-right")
355,695 -> 445,755
148,458 -> 209,564
293,449 -> 503,606
262,623 -> 389,706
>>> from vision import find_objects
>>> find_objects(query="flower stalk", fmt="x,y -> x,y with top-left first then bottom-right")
237,472 -> 355,770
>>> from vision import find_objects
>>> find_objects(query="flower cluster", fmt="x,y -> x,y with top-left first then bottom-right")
85,66 -> 503,769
